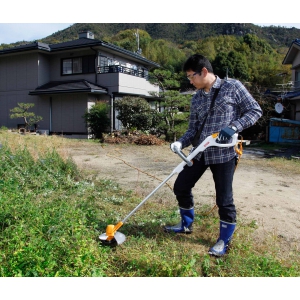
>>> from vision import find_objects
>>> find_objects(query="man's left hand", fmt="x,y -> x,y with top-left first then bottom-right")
217,126 -> 237,143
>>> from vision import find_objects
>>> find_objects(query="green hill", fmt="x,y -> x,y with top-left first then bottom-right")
41,23 -> 299,48
2,23 -> 299,49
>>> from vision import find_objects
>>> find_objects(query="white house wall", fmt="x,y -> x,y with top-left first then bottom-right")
118,72 -> 159,95
97,73 -> 159,96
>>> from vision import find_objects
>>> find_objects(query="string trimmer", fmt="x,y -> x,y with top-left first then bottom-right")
99,132 -> 238,246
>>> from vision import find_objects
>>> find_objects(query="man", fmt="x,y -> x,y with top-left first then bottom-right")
164,54 -> 262,257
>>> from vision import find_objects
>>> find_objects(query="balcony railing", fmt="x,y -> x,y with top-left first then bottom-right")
275,80 -> 300,92
97,65 -> 148,80
293,80 -> 300,90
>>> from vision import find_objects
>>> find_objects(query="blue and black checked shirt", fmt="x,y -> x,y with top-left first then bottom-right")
178,76 -> 263,164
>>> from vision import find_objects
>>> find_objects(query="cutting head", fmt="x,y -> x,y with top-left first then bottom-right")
99,231 -> 126,246
99,222 -> 126,246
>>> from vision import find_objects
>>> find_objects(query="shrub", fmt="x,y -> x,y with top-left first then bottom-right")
83,102 -> 110,139
102,130 -> 165,145
114,96 -> 160,132
9,103 -> 42,131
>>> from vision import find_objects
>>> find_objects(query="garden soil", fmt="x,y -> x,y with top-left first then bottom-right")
69,142 -> 300,252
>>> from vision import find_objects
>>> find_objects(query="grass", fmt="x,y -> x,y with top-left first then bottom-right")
0,129 -> 300,277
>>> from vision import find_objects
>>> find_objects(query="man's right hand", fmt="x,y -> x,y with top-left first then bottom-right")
170,141 -> 182,153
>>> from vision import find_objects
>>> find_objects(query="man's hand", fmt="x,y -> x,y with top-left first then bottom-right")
217,126 -> 237,143
170,141 -> 182,153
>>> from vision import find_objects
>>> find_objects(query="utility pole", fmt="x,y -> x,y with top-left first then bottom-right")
134,29 -> 142,55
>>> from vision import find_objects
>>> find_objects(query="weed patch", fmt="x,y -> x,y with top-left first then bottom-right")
1,130 -> 299,277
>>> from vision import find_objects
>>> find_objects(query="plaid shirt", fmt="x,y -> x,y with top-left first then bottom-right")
178,76 -> 263,164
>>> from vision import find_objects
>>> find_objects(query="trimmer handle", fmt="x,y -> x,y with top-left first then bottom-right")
172,133 -> 239,174
173,146 -> 193,166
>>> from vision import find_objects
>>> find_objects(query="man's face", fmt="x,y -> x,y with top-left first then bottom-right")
186,69 -> 205,90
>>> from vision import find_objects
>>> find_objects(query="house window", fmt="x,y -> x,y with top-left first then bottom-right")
62,55 -> 95,75
62,59 -> 73,74
72,58 -> 82,73
98,55 -> 114,67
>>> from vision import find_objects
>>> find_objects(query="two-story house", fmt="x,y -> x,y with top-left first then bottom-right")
0,31 -> 160,138
282,38 -> 300,121
265,38 -> 300,143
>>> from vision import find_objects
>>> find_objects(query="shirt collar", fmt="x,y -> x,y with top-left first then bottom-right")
198,75 -> 221,97
213,75 -> 222,88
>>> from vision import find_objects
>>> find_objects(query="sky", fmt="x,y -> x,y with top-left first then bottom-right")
1,22 -> 300,45
0,23 -> 74,44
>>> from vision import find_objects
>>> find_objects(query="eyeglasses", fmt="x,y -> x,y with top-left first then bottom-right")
186,72 -> 199,80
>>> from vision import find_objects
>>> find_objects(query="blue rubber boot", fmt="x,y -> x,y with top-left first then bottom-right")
208,220 -> 236,257
164,207 -> 194,234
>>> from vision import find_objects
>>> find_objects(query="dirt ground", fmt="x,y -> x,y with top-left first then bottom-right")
68,141 -> 300,251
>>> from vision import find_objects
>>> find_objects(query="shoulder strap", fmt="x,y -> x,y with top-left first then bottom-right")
191,80 -> 224,147
209,85 -> 221,110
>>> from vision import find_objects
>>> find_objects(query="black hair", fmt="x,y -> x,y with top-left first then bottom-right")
183,54 -> 214,73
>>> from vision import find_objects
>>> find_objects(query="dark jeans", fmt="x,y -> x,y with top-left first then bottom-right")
173,155 -> 236,223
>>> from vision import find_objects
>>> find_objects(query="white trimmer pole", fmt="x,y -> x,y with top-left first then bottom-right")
121,172 -> 176,223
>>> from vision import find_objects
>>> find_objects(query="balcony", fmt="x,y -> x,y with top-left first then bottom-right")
292,80 -> 300,90
265,80 -> 300,100
96,65 -> 159,96
97,65 -> 148,80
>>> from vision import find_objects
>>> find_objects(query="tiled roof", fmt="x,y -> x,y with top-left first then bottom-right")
0,41 -> 51,54
49,38 -> 159,67
49,38 -> 99,50
0,37 -> 160,68
29,79 -> 107,95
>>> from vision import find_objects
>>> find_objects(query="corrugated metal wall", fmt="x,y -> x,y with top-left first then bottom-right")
269,118 -> 300,143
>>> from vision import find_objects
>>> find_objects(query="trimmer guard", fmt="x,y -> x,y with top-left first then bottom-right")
99,231 -> 126,245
